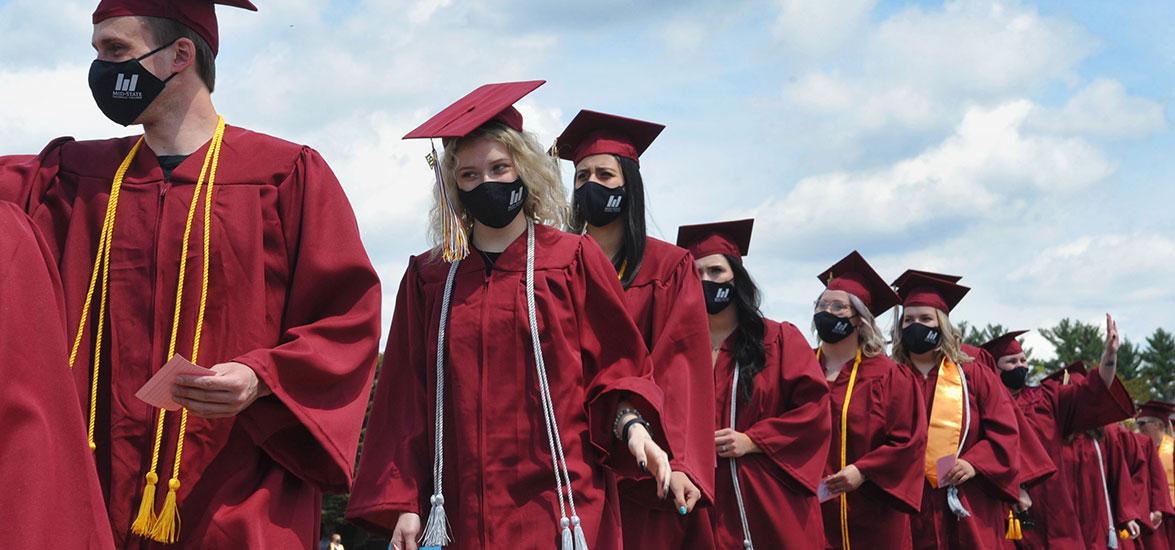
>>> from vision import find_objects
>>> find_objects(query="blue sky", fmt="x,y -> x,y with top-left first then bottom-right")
1,0 -> 1171,356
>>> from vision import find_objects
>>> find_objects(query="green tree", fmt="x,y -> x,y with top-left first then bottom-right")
1033,318 -> 1105,372
1143,328 -> 1175,400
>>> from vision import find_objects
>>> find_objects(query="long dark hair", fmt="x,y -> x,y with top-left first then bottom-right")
725,254 -> 767,403
569,155 -> 647,288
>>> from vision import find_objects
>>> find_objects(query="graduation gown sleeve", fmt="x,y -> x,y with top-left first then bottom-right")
956,361 -> 1023,502
346,260 -> 430,533
231,147 -> 382,494
847,358 -> 928,512
0,203 -> 115,550
742,321 -> 831,494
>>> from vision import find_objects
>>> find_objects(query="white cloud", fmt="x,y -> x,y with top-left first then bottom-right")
750,100 -> 1115,256
773,0 -> 878,57
1009,233 -> 1175,305
1027,78 -> 1169,140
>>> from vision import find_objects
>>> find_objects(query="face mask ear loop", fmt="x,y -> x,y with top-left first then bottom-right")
138,39 -> 183,84
135,39 -> 180,62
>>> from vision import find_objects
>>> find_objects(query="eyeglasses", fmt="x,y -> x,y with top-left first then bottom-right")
814,300 -> 853,314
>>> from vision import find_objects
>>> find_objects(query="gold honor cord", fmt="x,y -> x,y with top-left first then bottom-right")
616,258 -> 628,281
65,117 -> 226,544
817,346 -> 862,550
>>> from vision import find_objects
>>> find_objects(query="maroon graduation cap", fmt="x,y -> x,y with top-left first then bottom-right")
676,219 -> 754,262
93,0 -> 257,55
1044,360 -> 1088,384
892,270 -> 970,313
554,110 -> 665,166
817,251 -> 900,317
980,330 -> 1030,360
404,80 -> 545,139
1138,400 -> 1175,420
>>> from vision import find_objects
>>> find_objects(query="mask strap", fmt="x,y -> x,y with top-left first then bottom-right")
135,39 -> 180,62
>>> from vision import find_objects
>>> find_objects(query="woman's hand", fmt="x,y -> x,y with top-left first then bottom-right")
627,423 -> 671,498
941,458 -> 976,486
823,465 -> 865,495
390,513 -> 421,550
715,428 -> 760,458
669,471 -> 702,515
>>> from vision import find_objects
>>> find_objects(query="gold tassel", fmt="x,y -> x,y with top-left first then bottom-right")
430,141 -> 468,262
150,477 -> 182,543
129,472 -> 159,535
1005,510 -> 1022,540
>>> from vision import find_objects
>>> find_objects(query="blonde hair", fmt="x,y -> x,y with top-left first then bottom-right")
813,291 -> 886,358
890,307 -> 973,366
428,122 -> 568,254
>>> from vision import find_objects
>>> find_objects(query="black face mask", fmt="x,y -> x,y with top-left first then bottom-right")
703,280 -> 736,315
88,40 -> 178,126
574,181 -> 626,227
458,179 -> 528,229
814,311 -> 855,344
902,323 -> 942,355
1001,366 -> 1029,390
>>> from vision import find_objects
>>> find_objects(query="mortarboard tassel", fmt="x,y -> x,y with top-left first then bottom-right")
430,141 -> 468,262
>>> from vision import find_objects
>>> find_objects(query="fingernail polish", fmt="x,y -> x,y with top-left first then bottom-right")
679,506 -> 688,516
639,462 -> 647,472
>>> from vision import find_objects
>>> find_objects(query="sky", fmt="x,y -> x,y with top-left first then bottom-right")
1,0 -> 1171,358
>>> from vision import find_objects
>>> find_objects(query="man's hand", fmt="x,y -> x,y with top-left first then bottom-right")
823,465 -> 865,495
173,361 -> 271,418
1126,520 -> 1141,539
1151,510 -> 1164,529
715,428 -> 760,458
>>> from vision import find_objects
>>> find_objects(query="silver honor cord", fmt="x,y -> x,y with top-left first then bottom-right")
1093,439 -> 1120,549
421,222 -> 586,550
420,259 -> 461,547
728,365 -> 755,550
946,361 -> 972,518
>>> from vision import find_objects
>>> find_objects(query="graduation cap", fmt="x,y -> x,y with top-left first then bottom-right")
981,330 -> 1030,360
1044,360 -> 1087,385
817,251 -> 900,317
676,219 -> 754,262
1137,400 -> 1175,420
403,80 -> 545,139
401,81 -> 546,262
554,110 -> 665,166
93,0 -> 258,56
892,270 -> 970,313
891,269 -> 963,288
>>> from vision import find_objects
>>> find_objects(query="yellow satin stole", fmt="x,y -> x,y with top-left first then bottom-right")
925,357 -> 964,488
1161,433 -> 1175,505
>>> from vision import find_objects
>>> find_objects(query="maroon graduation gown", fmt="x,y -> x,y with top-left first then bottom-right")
821,352 -> 928,550
1,128 -> 382,548
616,237 -> 717,550
906,358 -> 1022,550
0,202 -> 115,549
347,225 -> 668,550
1014,371 -> 1134,550
1065,425 -> 1135,549
1138,432 -> 1174,550
710,318 -> 831,549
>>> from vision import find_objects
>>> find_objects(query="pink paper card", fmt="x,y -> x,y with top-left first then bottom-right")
134,354 -> 213,411
817,480 -> 836,503
936,454 -> 957,485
